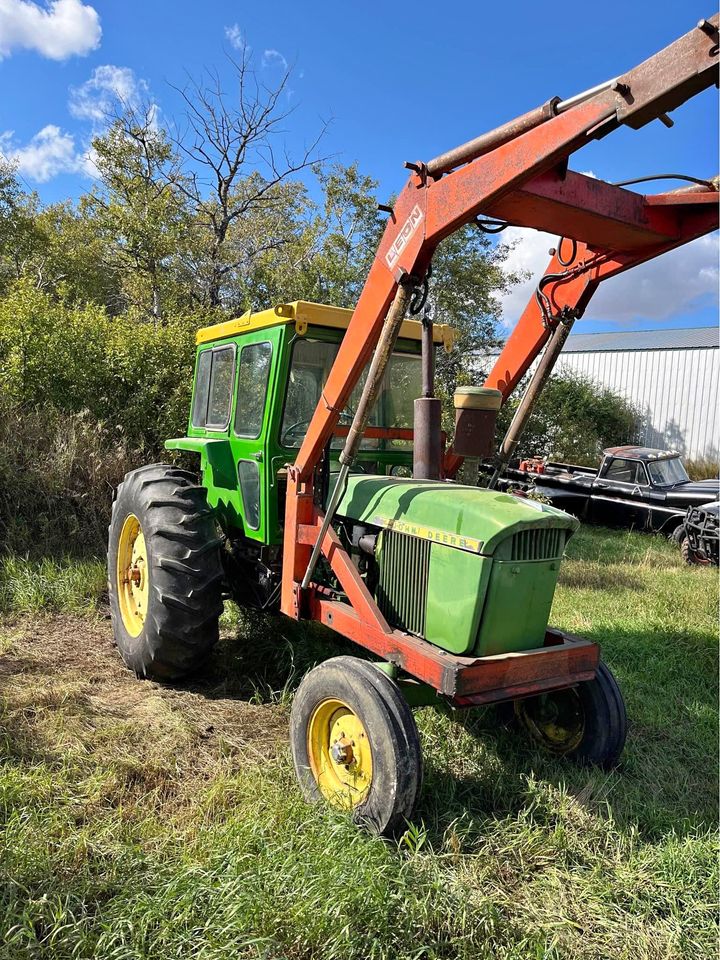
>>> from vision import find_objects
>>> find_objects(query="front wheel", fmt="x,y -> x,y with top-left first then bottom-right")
290,657 -> 422,836
514,661 -> 627,768
680,535 -> 708,565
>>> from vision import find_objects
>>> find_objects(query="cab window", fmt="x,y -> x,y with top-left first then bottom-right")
237,460 -> 261,529
192,345 -> 236,430
234,341 -> 272,439
280,338 -> 421,449
605,458 -> 647,484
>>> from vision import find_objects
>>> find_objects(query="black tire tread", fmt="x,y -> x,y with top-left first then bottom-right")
514,659 -> 627,769
564,660 -> 626,768
290,656 -> 422,836
108,463 -> 224,681
680,536 -> 696,565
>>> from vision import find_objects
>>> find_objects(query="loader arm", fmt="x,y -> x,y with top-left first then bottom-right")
485,179 -> 720,398
442,177 -> 719,478
281,12 -> 719,655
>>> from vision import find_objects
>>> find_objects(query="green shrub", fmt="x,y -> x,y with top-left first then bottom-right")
497,370 -> 641,466
0,279 -> 212,450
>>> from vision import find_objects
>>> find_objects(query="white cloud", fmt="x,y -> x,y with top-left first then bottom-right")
0,124 -> 82,181
224,23 -> 249,53
0,0 -> 100,60
69,64 -> 150,123
3,65 -> 157,185
498,228 -> 719,327
262,48 -> 287,70
1,63 -> 158,184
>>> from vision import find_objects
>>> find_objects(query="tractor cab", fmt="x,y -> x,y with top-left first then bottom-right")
166,300 -> 454,546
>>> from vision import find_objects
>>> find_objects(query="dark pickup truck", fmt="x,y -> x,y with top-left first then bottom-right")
497,446 -> 720,537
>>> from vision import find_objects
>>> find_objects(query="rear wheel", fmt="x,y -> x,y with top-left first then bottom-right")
514,661 -> 626,768
290,657 -> 422,836
108,464 -> 224,680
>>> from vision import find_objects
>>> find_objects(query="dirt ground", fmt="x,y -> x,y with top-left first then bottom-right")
0,612 -> 290,811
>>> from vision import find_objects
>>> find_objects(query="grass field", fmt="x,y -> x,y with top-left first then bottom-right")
0,526 -> 717,959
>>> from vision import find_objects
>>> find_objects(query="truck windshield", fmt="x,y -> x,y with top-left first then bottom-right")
281,338 -> 421,449
646,457 -> 689,486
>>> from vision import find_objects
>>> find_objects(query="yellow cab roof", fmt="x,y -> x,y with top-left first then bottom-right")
196,300 -> 455,351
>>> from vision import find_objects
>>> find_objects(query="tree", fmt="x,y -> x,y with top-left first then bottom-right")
86,108 -> 192,322
171,52 -> 326,309
306,162 -> 383,306
190,174 -> 316,314
33,201 -> 119,307
0,158 -> 45,294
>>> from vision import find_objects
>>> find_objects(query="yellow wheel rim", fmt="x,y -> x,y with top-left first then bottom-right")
116,513 -> 149,637
307,699 -> 373,809
516,688 -> 585,754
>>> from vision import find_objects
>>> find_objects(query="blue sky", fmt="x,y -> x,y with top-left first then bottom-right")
1,0 -> 717,334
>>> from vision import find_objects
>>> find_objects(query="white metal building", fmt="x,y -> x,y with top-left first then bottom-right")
550,327 -> 719,461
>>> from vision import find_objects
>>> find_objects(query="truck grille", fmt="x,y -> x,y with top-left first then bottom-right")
376,530 -> 430,636
508,527 -> 565,561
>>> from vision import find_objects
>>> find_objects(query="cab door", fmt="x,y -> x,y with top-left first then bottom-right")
230,333 -> 275,542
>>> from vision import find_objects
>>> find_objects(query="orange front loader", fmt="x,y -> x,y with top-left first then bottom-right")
281,14 -> 719,700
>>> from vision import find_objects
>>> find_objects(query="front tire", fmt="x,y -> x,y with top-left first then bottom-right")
679,535 -> 705,565
514,661 -> 627,768
108,464 -> 224,681
290,657 -> 422,836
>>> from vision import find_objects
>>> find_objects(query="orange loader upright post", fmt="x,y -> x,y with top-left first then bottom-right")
281,14 -> 719,698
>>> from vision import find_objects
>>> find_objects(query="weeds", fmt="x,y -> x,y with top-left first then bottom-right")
685,457 -> 719,481
0,396 -> 142,556
0,555 -> 106,615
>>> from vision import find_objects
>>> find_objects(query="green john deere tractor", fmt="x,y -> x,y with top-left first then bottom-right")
108,300 -> 626,835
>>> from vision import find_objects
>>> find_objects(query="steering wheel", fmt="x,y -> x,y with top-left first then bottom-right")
281,418 -> 312,446
281,410 -> 354,447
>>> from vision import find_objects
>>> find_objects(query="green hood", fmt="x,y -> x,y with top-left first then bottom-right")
335,475 -> 578,556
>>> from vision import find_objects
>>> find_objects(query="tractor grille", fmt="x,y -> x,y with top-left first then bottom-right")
508,527 -> 565,561
376,530 -> 430,636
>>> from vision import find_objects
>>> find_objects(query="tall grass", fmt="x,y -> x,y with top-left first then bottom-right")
0,554 -> 106,615
0,396 -> 140,556
685,457 -> 719,481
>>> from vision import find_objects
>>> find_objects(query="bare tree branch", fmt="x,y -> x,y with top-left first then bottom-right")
167,54 -> 329,307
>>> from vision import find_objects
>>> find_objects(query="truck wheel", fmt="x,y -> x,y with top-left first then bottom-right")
108,464 -> 224,681
670,524 -> 686,544
514,661 -> 626,769
290,657 -> 422,836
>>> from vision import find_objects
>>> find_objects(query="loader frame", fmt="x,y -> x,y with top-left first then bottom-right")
281,15 -> 720,704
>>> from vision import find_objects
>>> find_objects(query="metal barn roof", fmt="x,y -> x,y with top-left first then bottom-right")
562,327 -> 719,353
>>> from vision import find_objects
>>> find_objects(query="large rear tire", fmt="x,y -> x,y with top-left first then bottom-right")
108,464 -> 224,681
290,657 -> 423,836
